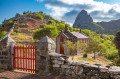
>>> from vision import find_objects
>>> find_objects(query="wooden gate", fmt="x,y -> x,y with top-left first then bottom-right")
14,45 -> 36,73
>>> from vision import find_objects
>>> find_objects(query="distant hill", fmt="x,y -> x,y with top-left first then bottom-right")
73,10 -> 120,35
0,11 -> 55,44
97,19 -> 120,35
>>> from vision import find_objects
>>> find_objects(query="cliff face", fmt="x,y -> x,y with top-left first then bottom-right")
73,10 -> 120,35
73,10 -> 93,28
73,10 -> 104,34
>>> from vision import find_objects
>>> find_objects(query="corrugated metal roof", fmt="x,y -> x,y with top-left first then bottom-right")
71,32 -> 89,39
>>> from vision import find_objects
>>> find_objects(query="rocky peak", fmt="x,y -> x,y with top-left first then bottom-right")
73,10 -> 93,28
79,9 -> 87,16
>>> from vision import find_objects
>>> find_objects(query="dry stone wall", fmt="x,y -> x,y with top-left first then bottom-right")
42,53 -> 120,79
0,26 -> 15,70
0,42 -> 12,70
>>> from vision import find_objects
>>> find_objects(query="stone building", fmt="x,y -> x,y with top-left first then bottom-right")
56,24 -> 89,55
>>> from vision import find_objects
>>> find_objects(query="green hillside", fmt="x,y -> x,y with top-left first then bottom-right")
0,11 -> 119,66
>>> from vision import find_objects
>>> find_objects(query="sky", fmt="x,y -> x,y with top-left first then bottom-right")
0,0 -> 120,26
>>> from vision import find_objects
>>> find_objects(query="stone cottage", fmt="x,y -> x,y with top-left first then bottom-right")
56,24 -> 89,55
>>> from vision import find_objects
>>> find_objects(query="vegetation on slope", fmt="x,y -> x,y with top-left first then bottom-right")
0,31 -> 7,40
0,11 -> 55,44
32,18 -> 119,65
0,11 -> 119,66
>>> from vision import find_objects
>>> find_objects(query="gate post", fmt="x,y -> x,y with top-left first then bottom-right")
36,36 -> 55,74
11,42 -> 15,70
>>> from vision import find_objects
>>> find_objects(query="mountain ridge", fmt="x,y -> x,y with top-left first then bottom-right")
73,10 -> 120,35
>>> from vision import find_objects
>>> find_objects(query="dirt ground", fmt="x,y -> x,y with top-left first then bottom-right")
0,71 -> 74,79
69,53 -> 112,66
0,71 -> 54,79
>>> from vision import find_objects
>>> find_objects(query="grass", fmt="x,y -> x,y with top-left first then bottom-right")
69,53 -> 112,66
18,33 -> 27,40
11,32 -> 27,40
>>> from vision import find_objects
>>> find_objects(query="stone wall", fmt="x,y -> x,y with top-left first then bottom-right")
0,25 -> 15,70
0,42 -> 14,70
39,53 -> 120,79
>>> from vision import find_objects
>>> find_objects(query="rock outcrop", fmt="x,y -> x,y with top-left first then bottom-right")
73,10 -> 120,35
73,10 -> 93,28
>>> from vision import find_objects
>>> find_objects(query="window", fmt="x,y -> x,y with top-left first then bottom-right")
60,36 -> 64,42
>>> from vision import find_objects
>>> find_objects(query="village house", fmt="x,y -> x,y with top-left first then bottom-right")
56,24 -> 89,55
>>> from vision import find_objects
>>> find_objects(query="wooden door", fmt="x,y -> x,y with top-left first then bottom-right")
60,44 -> 64,54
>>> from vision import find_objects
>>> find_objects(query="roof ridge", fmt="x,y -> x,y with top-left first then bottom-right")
80,32 -> 89,38
70,32 -> 78,38
70,32 -> 89,39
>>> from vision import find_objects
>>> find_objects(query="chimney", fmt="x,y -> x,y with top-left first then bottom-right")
80,29 -> 82,33
65,24 -> 68,31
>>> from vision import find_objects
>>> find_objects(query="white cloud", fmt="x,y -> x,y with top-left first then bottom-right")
58,0 -> 94,5
45,4 -> 69,19
37,0 -> 120,25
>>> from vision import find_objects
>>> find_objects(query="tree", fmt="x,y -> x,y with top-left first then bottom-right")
114,31 -> 120,56
59,20 -> 65,24
86,39 -> 100,59
78,41 -> 87,53
35,13 -> 44,20
56,23 -> 65,32
23,11 -> 26,14
3,20 -> 13,27
64,40 -> 77,60
15,13 -> 20,17
33,24 -> 58,40
73,28 -> 80,32
64,40 -> 87,60
0,27 -> 2,32
48,20 -> 56,26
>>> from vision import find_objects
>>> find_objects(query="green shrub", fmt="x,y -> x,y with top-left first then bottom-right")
33,24 -> 58,40
0,31 -> 7,40
83,53 -> 87,58
105,50 -> 118,60
0,27 -> 2,31
48,20 -> 56,26
14,29 -> 19,33
3,20 -> 14,26
113,56 -> 120,66
18,33 -> 27,40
